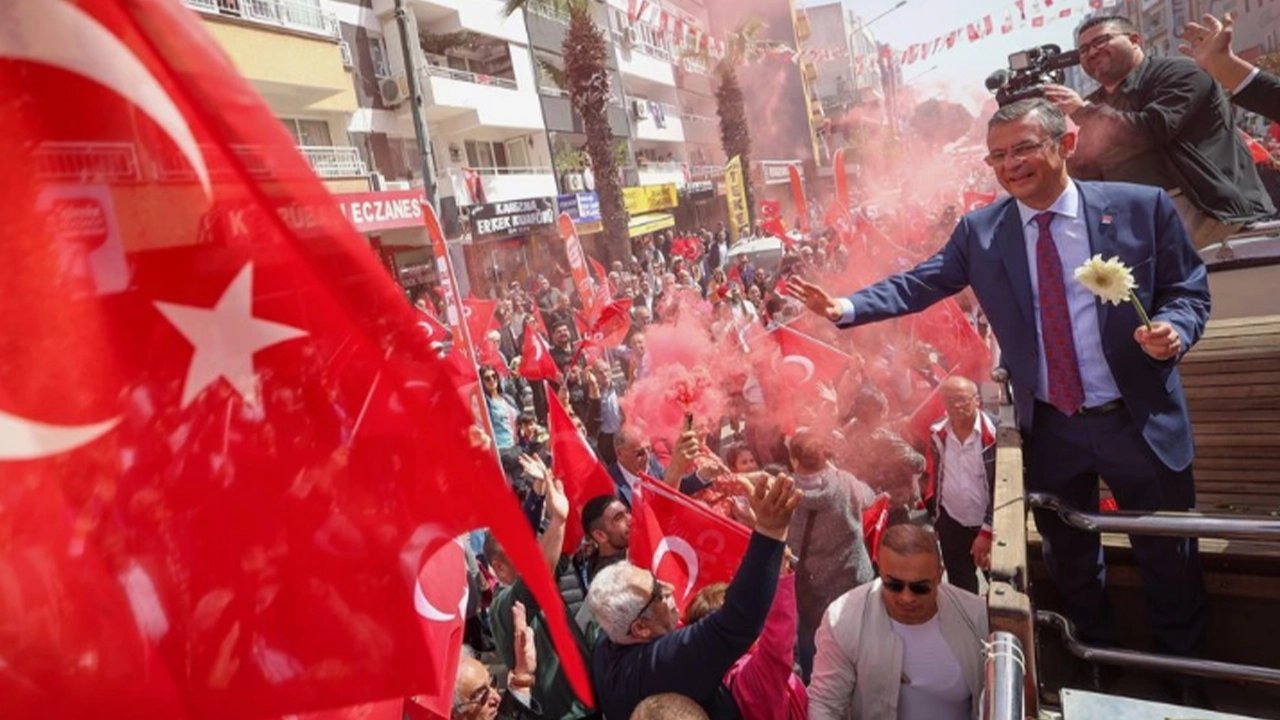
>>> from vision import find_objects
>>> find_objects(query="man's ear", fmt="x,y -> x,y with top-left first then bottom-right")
1059,129 -> 1079,158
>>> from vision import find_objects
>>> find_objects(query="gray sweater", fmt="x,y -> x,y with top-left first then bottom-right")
786,467 -> 877,630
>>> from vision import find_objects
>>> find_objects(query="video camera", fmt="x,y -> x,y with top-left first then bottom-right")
985,44 -> 1080,107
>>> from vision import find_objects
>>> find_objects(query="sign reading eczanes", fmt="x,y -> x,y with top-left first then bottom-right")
471,197 -> 556,239
334,189 -> 426,233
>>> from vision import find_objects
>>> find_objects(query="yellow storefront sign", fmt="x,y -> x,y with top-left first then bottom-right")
725,156 -> 750,242
623,184 -> 679,215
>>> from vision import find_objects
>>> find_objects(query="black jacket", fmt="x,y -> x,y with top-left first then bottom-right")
1234,69 -> 1280,124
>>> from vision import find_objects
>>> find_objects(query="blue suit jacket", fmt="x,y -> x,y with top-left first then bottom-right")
607,457 -> 707,507
843,181 -> 1210,471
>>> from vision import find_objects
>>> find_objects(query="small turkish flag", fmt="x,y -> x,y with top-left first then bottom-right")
462,298 -> 499,351
546,388 -> 618,553
519,324 -> 561,381
629,479 -> 751,611
573,299 -> 633,365
861,494 -> 892,562
417,305 -> 451,349
408,537 -> 470,719
963,191 -> 997,213
908,298 -> 991,377
0,1 -> 590,717
771,325 -> 854,389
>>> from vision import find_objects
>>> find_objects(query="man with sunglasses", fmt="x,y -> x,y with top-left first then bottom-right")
1041,15 -> 1272,249
788,98 -> 1211,705
809,524 -> 987,720
585,474 -> 802,720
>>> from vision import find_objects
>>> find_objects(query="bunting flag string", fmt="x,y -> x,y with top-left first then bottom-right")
888,0 -> 1105,67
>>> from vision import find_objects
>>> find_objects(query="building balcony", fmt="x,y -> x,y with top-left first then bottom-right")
373,0 -> 529,45
184,0 -> 338,38
614,37 -> 677,86
637,162 -> 688,189
689,164 -> 725,181
441,166 -> 558,205
299,145 -> 368,178
419,64 -> 544,132
680,112 -> 719,144
632,102 -> 685,143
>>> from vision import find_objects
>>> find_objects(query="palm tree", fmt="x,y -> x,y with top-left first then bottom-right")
504,0 -> 628,264
713,18 -> 766,229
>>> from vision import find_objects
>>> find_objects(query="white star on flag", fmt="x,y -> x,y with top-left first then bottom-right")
154,263 -> 307,408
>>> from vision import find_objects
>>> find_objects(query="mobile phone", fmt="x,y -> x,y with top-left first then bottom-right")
683,412 -> 694,432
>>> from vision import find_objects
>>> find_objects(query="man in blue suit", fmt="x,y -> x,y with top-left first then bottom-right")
607,424 -> 707,508
790,99 -> 1210,671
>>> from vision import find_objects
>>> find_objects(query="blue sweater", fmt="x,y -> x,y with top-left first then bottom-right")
590,532 -> 784,719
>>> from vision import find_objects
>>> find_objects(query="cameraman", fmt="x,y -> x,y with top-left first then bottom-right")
1042,15 -> 1273,248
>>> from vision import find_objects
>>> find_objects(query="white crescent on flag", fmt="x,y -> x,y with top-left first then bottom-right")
0,0 -> 211,195
652,535 -> 699,599
781,354 -> 816,383
0,408 -> 119,462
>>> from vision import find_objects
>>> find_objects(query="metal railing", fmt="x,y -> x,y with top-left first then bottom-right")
184,0 -> 339,38
1028,493 -> 1280,542
525,0 -> 570,24
1038,611 -> 1280,686
422,64 -> 519,91
689,165 -> 725,179
444,166 -> 555,177
637,161 -> 686,172
33,142 -> 142,182
982,632 -> 1026,720
298,146 -> 367,177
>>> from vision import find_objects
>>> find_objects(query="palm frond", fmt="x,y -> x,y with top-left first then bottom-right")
421,30 -> 479,56
536,57 -> 567,90
501,0 -> 527,18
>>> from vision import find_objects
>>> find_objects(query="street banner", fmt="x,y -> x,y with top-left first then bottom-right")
725,155 -> 750,242
560,212 -> 598,321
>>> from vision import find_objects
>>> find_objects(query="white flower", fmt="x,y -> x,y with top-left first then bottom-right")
1073,254 -> 1136,306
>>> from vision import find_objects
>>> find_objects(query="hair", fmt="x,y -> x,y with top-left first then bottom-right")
879,523 -> 942,563
451,645 -> 480,709
988,98 -> 1068,138
550,320 -> 571,333
788,430 -> 830,472
1076,14 -> 1137,39
722,443 -> 756,471
614,424 -> 647,451
582,494 -> 619,537
481,531 -> 504,563
630,693 -> 710,720
587,561 -> 647,643
684,582 -> 729,625
852,385 -> 889,424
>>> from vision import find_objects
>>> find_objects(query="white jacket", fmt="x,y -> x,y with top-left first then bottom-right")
808,580 -> 988,720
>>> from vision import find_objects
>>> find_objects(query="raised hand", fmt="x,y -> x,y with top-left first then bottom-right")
511,601 -> 537,678
785,276 -> 843,322
749,473 -> 803,542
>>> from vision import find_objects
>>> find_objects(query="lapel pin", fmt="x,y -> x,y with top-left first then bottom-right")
1101,213 -> 1113,225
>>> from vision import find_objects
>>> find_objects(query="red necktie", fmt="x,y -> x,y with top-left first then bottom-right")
1034,212 -> 1085,415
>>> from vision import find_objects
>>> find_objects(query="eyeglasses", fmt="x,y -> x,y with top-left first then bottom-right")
627,575 -> 665,635
482,374 -> 497,381
1077,32 -> 1120,56
882,576 -> 934,595
983,136 -> 1060,166
453,674 -> 498,711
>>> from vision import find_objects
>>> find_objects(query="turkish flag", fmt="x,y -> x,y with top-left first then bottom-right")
546,390 -> 618,553
588,255 -> 613,305
291,699 -> 405,720
477,336 -> 510,377
407,537 -> 470,719
962,191 -> 997,213
788,164 -> 809,233
0,1 -> 589,717
462,298 -> 499,351
574,298 -> 632,365
416,305 -> 451,351
908,298 -> 992,376
519,325 -> 561,381
629,480 -> 752,611
771,325 -> 853,389
833,148 -> 849,212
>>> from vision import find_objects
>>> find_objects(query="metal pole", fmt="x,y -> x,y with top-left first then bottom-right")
394,0 -> 438,210
983,632 -> 1026,720
1028,493 -> 1280,542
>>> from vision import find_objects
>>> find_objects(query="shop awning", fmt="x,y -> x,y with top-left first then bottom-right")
628,212 -> 675,238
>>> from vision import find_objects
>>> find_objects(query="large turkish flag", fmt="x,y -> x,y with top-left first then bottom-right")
629,480 -> 751,612
0,1 -> 588,717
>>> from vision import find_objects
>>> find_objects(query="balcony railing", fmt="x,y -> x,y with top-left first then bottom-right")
33,142 -> 142,182
423,64 -> 519,91
689,164 -> 725,179
299,146 -> 367,177
184,0 -> 339,38
469,166 -> 555,177
638,161 -> 686,172
525,0 -> 570,24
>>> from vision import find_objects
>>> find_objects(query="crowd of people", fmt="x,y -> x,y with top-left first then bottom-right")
428,11 -> 1278,720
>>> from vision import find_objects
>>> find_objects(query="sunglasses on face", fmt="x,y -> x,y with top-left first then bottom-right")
882,576 -> 934,595
627,575 -> 665,635
482,374 -> 497,381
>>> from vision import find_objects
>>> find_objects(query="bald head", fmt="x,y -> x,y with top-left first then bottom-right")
631,693 -> 709,720
941,375 -> 980,429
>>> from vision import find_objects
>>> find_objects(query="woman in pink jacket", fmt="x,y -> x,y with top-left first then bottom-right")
685,570 -> 808,720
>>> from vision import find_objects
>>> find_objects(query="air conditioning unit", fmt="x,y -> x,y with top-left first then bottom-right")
379,75 -> 410,107
565,172 -> 585,192
633,99 -> 650,119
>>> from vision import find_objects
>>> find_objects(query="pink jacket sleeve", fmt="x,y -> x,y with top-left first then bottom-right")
726,573 -> 808,720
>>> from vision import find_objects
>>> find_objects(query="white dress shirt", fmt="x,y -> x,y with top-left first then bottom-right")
1015,181 -> 1122,406
939,415 -> 990,529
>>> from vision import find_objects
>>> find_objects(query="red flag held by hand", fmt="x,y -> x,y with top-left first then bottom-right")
629,480 -> 751,612
462,298 -> 499,352
861,494 -> 891,562
546,390 -> 618,553
0,2 -> 590,716
519,325 -> 561,381
771,325 -> 854,389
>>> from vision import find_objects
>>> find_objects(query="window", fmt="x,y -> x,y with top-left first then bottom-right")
504,138 -> 530,168
465,140 -> 513,169
281,118 -> 333,147
369,37 -> 391,78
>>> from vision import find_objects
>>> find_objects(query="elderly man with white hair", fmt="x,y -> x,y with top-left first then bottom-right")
585,474 -> 802,720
